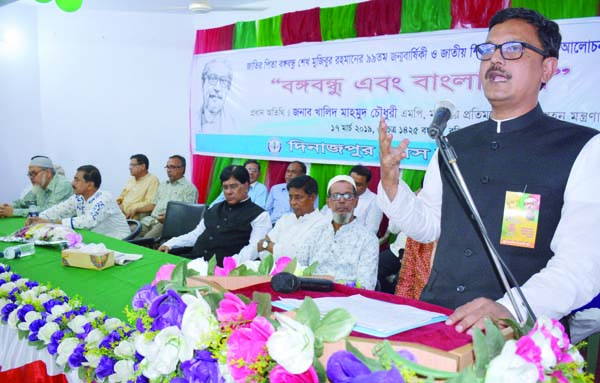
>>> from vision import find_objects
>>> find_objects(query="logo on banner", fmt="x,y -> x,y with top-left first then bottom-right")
267,138 -> 282,153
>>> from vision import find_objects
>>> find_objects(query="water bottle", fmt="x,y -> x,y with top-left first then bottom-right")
1,243 -> 36,260
28,205 -> 40,218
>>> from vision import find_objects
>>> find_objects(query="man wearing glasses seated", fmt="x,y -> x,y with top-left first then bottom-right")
117,154 -> 160,220
377,8 -> 599,333
0,156 -> 72,218
158,165 -> 271,267
296,175 -> 379,290
134,155 -> 198,239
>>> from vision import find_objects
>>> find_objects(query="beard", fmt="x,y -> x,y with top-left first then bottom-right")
332,212 -> 353,225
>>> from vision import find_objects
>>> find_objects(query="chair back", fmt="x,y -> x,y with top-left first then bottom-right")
159,201 -> 206,242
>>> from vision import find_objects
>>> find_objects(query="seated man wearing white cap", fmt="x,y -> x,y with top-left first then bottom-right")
296,175 -> 379,290
25,165 -> 130,239
0,155 -> 72,218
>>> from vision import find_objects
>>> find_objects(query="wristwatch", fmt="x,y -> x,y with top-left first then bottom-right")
262,240 -> 270,250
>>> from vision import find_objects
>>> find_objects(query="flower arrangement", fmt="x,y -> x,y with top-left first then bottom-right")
0,223 -> 82,248
185,254 -> 318,278
0,260 -> 595,383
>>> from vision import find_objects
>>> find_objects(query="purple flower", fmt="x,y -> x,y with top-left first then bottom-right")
17,304 -> 34,322
68,343 -> 87,368
148,289 -> 187,331
327,351 -> 371,383
96,356 -> 116,379
43,299 -> 62,313
0,264 -> 9,273
48,330 -> 65,355
135,375 -> 149,383
176,350 -> 223,383
10,273 -> 21,282
25,281 -> 39,289
136,317 -> 149,333
99,330 -> 122,349
132,284 -> 159,310
348,366 -> 404,383
1,303 -> 18,321
397,350 -> 417,363
0,280 -> 5,287
29,318 -> 46,333
28,332 -> 40,342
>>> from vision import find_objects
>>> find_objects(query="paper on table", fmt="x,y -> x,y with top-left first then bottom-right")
113,252 -> 143,265
272,294 -> 447,338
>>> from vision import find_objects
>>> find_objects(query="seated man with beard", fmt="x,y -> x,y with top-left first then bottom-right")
0,156 -> 72,217
296,175 -> 379,290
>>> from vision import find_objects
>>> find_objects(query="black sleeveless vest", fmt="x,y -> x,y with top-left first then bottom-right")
190,198 -> 264,267
420,104 -> 597,309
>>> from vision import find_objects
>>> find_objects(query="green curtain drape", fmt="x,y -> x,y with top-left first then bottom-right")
257,15 -> 283,47
512,0 -> 599,19
320,3 -> 358,41
400,0 -> 452,33
233,21 -> 257,49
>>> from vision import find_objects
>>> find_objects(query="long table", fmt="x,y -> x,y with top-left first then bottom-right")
0,217 -> 474,380
0,217 -> 181,320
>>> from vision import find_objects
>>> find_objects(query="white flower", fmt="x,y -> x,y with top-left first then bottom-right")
86,310 -> 105,322
187,258 -> 209,276
56,337 -> 80,367
241,260 -> 260,273
49,289 -> 67,298
85,328 -> 105,348
138,326 -> 193,379
15,278 -> 30,288
36,293 -> 52,305
267,312 -> 315,374
67,314 -> 90,334
7,306 -> 20,328
47,302 -> 72,322
17,310 -> 42,331
103,317 -> 124,332
0,272 -> 12,280
566,345 -> 585,370
485,340 -> 538,383
83,351 -> 102,368
114,339 -> 136,358
38,322 -> 60,344
180,293 -> 219,350
0,297 -> 9,310
134,332 -> 158,358
108,360 -> 135,383
0,281 -> 17,293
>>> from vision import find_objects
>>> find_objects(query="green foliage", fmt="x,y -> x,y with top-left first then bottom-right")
346,339 -> 384,371
295,296 -> 321,331
302,261 -> 319,276
253,292 -> 273,318
315,308 -> 356,343
282,258 -> 298,274
258,254 -> 274,275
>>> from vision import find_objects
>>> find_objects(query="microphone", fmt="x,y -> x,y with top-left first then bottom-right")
271,272 -> 334,293
427,100 -> 455,139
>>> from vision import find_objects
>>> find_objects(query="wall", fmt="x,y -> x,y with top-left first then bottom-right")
0,0 -> 363,202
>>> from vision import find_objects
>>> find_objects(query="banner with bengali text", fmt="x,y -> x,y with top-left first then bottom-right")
190,17 -> 600,169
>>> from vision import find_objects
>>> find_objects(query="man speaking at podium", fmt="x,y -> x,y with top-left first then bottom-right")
377,8 -> 600,333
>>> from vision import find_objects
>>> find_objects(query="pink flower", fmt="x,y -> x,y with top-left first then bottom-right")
152,264 -> 176,286
227,316 -> 275,381
216,293 -> 257,323
515,336 -> 544,381
269,365 -> 319,383
550,370 -> 569,383
215,257 -> 237,276
271,257 -> 292,276
65,233 -> 83,248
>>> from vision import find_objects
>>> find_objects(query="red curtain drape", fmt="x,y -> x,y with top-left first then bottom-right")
191,25 -> 235,203
281,7 -> 323,45
265,161 -> 291,188
451,0 -> 505,29
355,0 -> 402,36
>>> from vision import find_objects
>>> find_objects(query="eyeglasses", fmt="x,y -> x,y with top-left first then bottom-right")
204,74 -> 231,88
245,167 -> 259,174
474,41 -> 548,61
222,183 -> 241,191
164,165 -> 183,170
329,193 -> 356,201
27,170 -> 41,178
129,163 -> 141,168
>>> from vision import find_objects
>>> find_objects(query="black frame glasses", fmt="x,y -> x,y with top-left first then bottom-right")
328,192 -> 356,201
474,41 -> 548,61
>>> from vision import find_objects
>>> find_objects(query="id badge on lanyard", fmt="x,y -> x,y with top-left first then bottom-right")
500,191 -> 541,249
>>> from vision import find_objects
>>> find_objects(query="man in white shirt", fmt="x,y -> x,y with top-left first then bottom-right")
322,165 -> 383,234
256,175 -> 327,260
297,175 -> 379,290
377,8 -> 600,333
26,165 -> 130,239
158,165 -> 271,266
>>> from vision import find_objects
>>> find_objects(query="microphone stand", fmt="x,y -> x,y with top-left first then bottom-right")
432,129 -> 536,325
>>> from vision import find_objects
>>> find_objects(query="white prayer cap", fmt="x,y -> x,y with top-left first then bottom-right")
327,175 -> 357,194
29,156 -> 54,170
